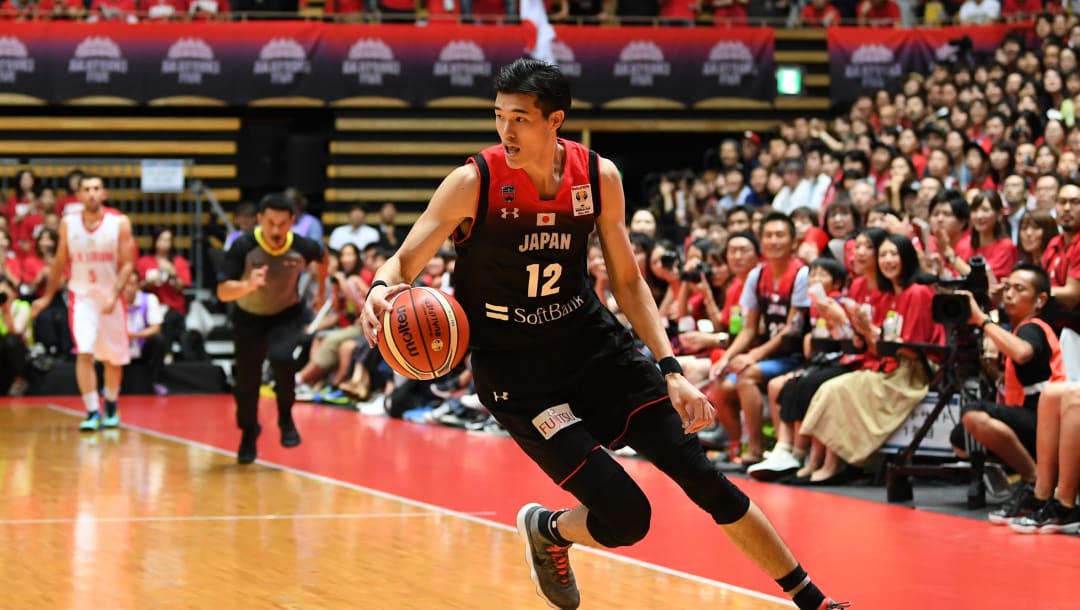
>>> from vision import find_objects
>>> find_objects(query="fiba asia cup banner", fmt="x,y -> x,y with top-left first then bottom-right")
0,22 -> 774,106
828,24 -> 1020,103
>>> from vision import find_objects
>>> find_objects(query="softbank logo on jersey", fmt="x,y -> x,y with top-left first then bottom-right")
0,37 -> 34,85
69,37 -> 128,84
571,185 -> 593,217
500,207 -> 519,219
536,212 -> 555,226
532,403 -> 581,440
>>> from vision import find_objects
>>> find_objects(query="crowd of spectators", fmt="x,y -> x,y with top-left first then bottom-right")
0,0 -> 1070,25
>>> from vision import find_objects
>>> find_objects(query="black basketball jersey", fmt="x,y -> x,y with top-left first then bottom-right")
453,139 -> 612,351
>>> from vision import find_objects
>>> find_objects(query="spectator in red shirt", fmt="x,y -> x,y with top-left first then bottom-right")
1001,0 -> 1040,21
1043,182 -> 1080,310
19,227 -> 58,299
136,228 -> 192,351
963,190 -> 1018,282
0,0 -> 34,19
856,0 -> 900,26
706,0 -> 748,23
323,0 -> 364,14
798,0 -> 840,26
33,0 -> 84,17
3,169 -> 37,228
0,228 -> 20,283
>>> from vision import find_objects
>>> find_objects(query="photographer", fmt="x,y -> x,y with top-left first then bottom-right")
0,275 -> 31,396
949,264 -> 1065,524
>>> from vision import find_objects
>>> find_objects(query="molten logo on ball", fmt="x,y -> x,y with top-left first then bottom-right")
430,338 -> 444,352
395,305 -> 420,358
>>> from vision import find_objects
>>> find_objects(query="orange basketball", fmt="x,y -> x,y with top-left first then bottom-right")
377,287 -> 470,381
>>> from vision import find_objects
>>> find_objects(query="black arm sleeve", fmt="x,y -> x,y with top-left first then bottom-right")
220,234 -> 253,283
295,235 -> 325,264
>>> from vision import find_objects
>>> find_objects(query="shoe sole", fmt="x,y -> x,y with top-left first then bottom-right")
747,465 -> 799,482
516,503 -> 561,610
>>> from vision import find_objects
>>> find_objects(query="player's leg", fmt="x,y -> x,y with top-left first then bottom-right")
624,404 -> 843,610
70,296 -> 102,430
97,305 -> 131,428
734,364 -> 766,462
232,311 -> 269,463
265,309 -> 305,447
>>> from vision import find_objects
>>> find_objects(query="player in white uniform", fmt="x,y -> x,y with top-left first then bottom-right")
32,175 -> 135,431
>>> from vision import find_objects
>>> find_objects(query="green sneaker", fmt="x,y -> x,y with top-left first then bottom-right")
79,412 -> 103,431
102,410 -> 120,429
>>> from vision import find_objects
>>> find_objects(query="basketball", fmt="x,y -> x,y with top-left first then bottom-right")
377,287 -> 470,381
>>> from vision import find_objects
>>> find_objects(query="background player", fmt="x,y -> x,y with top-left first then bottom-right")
362,59 -> 846,610
32,175 -> 135,431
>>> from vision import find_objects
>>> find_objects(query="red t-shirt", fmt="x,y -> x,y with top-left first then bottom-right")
135,254 -> 191,314
1001,0 -> 1041,18
858,0 -> 900,24
1042,233 -> 1080,287
973,237 -> 1018,281
2,252 -> 21,281
867,283 -> 944,372
10,211 -> 42,257
800,3 -> 840,26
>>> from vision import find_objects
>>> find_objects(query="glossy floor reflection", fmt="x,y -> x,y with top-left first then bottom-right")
1,405 -> 788,610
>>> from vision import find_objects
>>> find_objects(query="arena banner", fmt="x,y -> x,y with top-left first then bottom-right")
553,25 -> 775,106
828,24 -> 1020,104
0,21 -> 775,106
827,27 -> 924,105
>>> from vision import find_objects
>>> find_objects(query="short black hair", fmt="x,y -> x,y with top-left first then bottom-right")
726,230 -> 761,256
235,202 -> 257,216
761,211 -> 796,240
810,257 -> 848,287
258,192 -> 296,215
493,58 -> 571,119
1011,263 -> 1051,297
78,174 -> 104,188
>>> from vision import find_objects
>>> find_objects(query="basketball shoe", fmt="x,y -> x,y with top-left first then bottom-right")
1008,498 -> 1080,534
820,601 -> 851,609
102,407 -> 120,429
987,481 -> 1039,525
280,418 -> 301,448
516,503 -> 579,610
79,411 -> 102,431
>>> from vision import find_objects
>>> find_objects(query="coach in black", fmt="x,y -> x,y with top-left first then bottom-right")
218,193 -> 324,464
361,59 -> 846,610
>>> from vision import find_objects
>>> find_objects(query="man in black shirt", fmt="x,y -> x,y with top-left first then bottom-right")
218,193 -> 325,464
951,264 -> 1065,523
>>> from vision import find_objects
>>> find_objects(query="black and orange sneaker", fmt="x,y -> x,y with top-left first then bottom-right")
516,503 -> 580,610
820,600 -> 851,609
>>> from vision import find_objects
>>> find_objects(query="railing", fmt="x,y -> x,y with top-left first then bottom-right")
0,158 -> 212,291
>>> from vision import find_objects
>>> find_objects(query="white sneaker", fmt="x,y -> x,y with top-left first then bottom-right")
746,447 -> 801,482
295,384 -> 316,402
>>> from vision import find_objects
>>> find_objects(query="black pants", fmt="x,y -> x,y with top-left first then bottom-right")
0,334 -> 28,393
232,306 -> 304,432
137,333 -> 168,385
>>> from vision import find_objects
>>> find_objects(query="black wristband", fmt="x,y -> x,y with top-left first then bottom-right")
367,279 -> 388,299
658,356 -> 683,376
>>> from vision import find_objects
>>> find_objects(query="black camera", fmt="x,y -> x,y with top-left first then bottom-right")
929,256 -> 990,326
660,249 -> 681,270
680,261 -> 713,283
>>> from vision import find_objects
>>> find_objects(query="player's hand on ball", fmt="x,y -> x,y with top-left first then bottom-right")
667,374 -> 714,434
361,282 -> 409,347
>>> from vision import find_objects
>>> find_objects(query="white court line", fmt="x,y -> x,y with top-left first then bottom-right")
46,404 -> 793,607
0,512 -> 493,526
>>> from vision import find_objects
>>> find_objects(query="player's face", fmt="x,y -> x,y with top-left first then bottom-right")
258,208 -> 294,249
494,92 -> 564,169
78,178 -> 107,212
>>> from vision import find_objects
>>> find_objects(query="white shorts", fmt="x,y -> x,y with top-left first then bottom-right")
69,292 -> 131,366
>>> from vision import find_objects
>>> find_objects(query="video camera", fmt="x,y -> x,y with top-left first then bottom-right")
921,256 -> 990,326
659,248 -> 681,271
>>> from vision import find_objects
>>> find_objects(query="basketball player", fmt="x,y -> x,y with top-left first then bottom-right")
32,175 -> 135,431
361,59 -> 848,610
217,193 -> 324,464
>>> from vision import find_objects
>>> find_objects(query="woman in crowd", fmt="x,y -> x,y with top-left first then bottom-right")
962,190 -> 1017,282
0,227 -> 19,280
19,227 -> 58,298
927,190 -> 973,278
798,234 -> 943,484
1017,210 -> 1058,266
136,228 -> 192,351
3,169 -> 38,227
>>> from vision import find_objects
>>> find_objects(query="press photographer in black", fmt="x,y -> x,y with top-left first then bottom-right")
949,264 -> 1066,524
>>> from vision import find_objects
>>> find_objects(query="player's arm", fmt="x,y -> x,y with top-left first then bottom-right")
216,237 -> 264,303
594,157 -> 712,433
105,216 -> 136,312
360,165 -> 478,345
31,219 -> 71,316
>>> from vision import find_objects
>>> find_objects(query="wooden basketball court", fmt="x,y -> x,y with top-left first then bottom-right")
2,396 -> 1078,609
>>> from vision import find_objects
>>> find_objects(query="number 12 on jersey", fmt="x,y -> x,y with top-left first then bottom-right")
526,263 -> 562,297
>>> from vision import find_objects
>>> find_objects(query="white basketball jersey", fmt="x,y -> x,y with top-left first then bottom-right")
65,212 -> 122,299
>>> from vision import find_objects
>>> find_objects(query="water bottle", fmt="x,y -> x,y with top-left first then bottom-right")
813,318 -> 830,339
729,306 -> 743,336
881,311 -> 899,342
